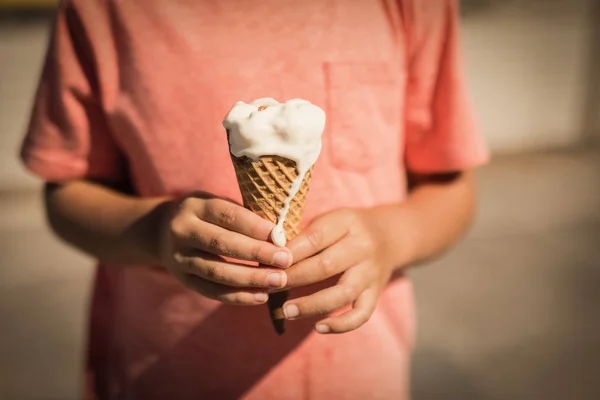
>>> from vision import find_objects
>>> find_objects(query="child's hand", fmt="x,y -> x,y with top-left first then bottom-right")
282,208 -> 397,334
158,195 -> 292,305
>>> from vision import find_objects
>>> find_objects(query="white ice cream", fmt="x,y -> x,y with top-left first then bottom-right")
223,98 -> 326,247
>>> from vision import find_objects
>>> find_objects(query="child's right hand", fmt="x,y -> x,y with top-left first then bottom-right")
158,195 -> 292,305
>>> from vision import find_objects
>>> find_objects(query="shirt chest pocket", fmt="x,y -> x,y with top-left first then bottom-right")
324,62 -> 404,172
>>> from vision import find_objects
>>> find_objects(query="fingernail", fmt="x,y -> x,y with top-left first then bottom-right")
273,251 -> 291,268
284,304 -> 299,319
267,273 -> 284,288
316,324 -> 330,334
254,293 -> 268,303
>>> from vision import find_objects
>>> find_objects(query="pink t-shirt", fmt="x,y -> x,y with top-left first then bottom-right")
21,0 -> 489,398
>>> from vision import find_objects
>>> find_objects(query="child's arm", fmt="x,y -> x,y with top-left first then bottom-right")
285,170 -> 476,280
45,179 -> 293,305
279,170 -> 475,333
44,180 -> 169,266
380,170 -> 477,269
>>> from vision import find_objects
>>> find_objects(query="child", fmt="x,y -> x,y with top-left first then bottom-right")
21,0 -> 489,398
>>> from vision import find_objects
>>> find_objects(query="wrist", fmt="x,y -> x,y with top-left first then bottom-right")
124,196 -> 174,267
367,204 -> 420,271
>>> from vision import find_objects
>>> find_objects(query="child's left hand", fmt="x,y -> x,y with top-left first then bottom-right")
282,208 -> 403,334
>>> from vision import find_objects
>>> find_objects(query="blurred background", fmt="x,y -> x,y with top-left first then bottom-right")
1,0 -> 599,399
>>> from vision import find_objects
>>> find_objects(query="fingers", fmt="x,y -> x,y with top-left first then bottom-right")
173,197 -> 292,267
284,237 -> 368,288
286,211 -> 352,263
282,279 -> 366,321
173,270 -> 270,306
282,264 -> 378,334
170,216 -> 292,268
316,287 -> 378,334
197,198 -> 275,240
180,251 -> 287,289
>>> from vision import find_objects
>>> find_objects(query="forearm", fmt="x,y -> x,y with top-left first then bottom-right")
371,171 -> 476,270
44,180 -> 171,266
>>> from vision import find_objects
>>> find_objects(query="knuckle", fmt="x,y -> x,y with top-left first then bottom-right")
250,243 -> 265,263
179,197 -> 195,211
188,231 -> 202,244
316,305 -> 330,316
212,266 -> 227,283
200,199 -> 218,220
218,205 -> 238,227
208,233 -> 228,254
248,271 -> 262,287
204,263 -> 220,281
342,284 -> 359,303
306,229 -> 323,249
317,254 -> 335,276
169,217 -> 187,239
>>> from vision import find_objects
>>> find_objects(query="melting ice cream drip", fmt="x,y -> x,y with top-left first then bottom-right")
269,168 -> 308,247
223,98 -> 326,246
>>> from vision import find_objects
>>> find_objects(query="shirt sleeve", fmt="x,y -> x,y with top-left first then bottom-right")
20,1 -> 125,184
403,0 -> 490,173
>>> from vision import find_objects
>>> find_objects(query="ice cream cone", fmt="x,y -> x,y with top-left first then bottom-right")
229,153 -> 312,334
223,98 -> 325,334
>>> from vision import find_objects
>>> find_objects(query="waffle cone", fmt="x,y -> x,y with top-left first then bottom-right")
230,154 -> 312,334
230,155 -> 312,240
